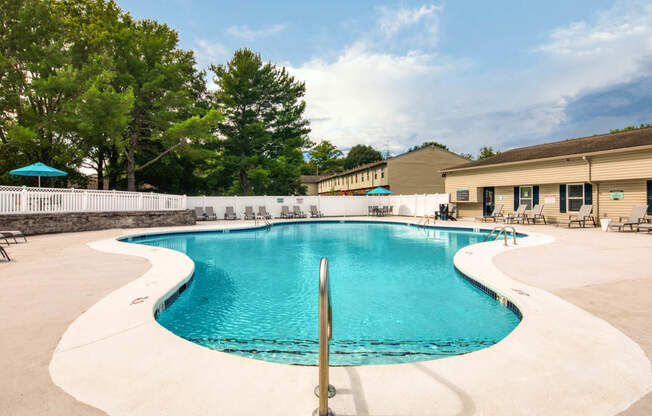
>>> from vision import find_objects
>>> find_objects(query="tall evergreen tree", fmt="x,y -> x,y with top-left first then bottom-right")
210,49 -> 311,195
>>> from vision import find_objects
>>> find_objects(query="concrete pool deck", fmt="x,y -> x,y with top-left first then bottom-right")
1,217 -> 651,415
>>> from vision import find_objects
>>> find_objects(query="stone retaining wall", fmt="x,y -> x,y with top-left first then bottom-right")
0,210 -> 196,236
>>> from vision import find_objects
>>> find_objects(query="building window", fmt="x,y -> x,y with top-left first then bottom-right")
367,170 -> 370,181
381,167 -> 385,179
374,170 -> 377,179
567,183 -> 584,212
519,186 -> 533,210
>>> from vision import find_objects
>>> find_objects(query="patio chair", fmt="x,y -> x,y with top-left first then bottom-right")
0,230 -> 26,244
293,205 -> 307,218
310,205 -> 323,218
0,245 -> 10,261
381,206 -> 390,216
280,206 -> 294,219
527,204 -> 547,224
194,207 -> 207,221
503,204 -> 527,224
562,204 -> 596,228
258,206 -> 272,219
475,204 -> 504,222
370,205 -> 379,216
244,206 -> 255,220
224,206 -> 238,220
447,204 -> 457,221
608,205 -> 649,231
204,206 -> 217,220
368,206 -> 374,216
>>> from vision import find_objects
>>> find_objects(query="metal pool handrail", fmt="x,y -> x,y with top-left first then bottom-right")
316,257 -> 335,416
483,225 -> 517,246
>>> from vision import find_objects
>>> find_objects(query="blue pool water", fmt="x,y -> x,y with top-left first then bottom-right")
129,222 -> 520,366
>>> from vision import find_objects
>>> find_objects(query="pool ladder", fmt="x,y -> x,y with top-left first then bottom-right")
254,214 -> 271,228
314,257 -> 335,416
483,225 -> 518,246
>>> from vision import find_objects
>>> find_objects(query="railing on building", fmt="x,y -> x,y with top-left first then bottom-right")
0,185 -> 187,214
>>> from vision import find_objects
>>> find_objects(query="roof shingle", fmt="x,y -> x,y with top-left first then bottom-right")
444,128 -> 652,171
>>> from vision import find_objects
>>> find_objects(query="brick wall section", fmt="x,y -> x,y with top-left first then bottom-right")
0,210 -> 196,236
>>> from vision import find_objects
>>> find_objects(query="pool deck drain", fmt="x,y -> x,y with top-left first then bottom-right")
1,217 -> 651,415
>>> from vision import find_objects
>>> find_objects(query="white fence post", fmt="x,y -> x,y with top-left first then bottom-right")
82,190 -> 89,211
21,186 -> 27,212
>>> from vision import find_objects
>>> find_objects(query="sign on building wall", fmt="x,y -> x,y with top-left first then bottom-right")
277,198 -> 284,203
544,194 -> 556,204
456,187 -> 469,201
296,197 -> 303,204
610,190 -> 624,200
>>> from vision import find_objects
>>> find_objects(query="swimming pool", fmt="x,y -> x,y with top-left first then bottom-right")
128,221 -> 520,365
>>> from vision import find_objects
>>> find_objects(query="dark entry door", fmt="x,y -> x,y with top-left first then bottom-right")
482,187 -> 495,216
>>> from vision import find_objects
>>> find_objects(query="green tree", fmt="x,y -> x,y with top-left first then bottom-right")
610,123 -> 652,134
114,18 -> 220,191
210,48 -> 311,195
459,152 -> 474,160
408,141 -> 449,152
478,146 -> 498,160
344,144 -> 383,169
307,140 -> 343,175
0,0 -> 83,186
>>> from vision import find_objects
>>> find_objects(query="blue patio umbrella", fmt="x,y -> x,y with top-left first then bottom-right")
366,186 -> 393,195
10,162 -> 67,187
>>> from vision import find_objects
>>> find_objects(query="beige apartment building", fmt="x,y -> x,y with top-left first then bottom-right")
299,175 -> 323,195
442,128 -> 652,222
318,145 -> 469,195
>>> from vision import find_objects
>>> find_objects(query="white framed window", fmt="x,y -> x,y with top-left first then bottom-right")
567,183 -> 584,212
519,186 -> 533,210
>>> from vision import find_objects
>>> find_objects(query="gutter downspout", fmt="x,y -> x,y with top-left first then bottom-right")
583,156 -> 598,219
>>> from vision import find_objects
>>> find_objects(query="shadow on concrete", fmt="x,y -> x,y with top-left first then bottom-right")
333,363 -> 476,416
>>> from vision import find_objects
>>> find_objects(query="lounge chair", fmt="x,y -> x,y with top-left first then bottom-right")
280,206 -> 293,219
447,204 -> 457,221
503,204 -> 527,224
475,204 -> 504,222
293,205 -> 307,218
0,230 -> 26,244
608,205 -> 649,231
258,206 -> 272,219
194,207 -> 207,221
244,206 -> 255,220
310,205 -> 323,218
527,204 -> 547,224
561,204 -> 596,228
204,206 -> 217,220
0,245 -> 10,261
638,222 -> 652,233
224,206 -> 238,220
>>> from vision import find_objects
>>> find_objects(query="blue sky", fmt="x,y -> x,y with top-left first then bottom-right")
118,0 -> 652,156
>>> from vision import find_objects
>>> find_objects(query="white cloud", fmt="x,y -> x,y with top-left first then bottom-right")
195,39 -> 229,68
377,4 -> 443,40
225,24 -> 286,41
285,0 -> 652,156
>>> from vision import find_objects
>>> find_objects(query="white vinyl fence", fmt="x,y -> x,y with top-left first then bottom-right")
187,194 -> 449,219
0,185 -> 187,214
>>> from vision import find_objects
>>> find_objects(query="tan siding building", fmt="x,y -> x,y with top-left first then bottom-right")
317,146 -> 469,195
442,129 -> 652,223
299,175 -> 323,195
